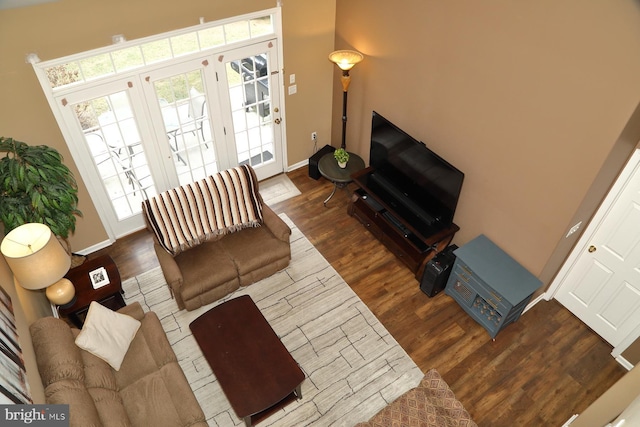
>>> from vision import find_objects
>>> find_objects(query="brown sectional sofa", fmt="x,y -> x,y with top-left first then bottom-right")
30,302 -> 207,427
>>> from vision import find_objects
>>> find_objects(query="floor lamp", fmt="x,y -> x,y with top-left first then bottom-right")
1,223 -> 76,308
329,50 -> 364,150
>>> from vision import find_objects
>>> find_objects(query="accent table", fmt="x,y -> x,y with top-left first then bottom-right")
318,151 -> 365,206
189,295 -> 304,427
58,255 -> 125,328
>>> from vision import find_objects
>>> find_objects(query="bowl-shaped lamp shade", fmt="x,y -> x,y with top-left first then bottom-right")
328,50 -> 364,71
0,223 -> 71,290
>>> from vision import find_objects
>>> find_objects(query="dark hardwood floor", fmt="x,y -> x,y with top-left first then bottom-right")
92,166 -> 626,426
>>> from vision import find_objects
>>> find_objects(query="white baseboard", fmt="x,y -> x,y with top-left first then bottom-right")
76,223 -> 149,255
614,353 -> 634,370
287,159 -> 308,172
523,293 -> 546,313
562,414 -> 579,426
74,239 -> 113,256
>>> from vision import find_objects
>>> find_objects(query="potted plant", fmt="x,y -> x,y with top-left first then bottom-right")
334,148 -> 350,168
0,137 -> 82,251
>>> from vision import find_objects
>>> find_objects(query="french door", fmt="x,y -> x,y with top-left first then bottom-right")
142,40 -> 283,183
57,80 -> 161,237
215,42 -> 284,179
142,57 -> 224,187
57,40 -> 283,239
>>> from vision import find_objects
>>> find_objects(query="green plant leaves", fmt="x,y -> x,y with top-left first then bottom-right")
0,136 -> 82,238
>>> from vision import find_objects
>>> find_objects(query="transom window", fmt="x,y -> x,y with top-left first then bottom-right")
43,14 -> 275,89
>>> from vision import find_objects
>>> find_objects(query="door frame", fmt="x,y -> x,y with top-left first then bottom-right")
546,148 -> 640,364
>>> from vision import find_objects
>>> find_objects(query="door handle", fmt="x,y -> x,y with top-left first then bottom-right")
588,245 -> 597,253
274,118 -> 281,124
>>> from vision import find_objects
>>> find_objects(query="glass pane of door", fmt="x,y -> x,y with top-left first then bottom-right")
73,91 -> 157,220
222,43 -> 283,180
153,69 -> 219,186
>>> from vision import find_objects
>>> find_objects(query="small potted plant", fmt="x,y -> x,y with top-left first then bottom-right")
334,148 -> 350,168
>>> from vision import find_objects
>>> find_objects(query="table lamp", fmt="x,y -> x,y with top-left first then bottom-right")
1,223 -> 76,307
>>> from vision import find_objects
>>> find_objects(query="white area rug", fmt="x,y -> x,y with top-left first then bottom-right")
259,173 -> 301,205
121,214 -> 423,426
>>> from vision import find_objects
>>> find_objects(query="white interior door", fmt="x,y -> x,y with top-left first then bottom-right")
554,149 -> 640,347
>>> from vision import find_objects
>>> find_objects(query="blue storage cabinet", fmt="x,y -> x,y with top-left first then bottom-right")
444,234 -> 542,339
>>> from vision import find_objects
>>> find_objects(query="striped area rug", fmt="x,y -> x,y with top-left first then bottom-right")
121,214 -> 423,426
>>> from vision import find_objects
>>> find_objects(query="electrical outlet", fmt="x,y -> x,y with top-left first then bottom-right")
311,132 -> 318,142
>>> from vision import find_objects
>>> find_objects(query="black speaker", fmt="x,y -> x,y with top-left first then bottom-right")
308,145 -> 335,180
420,244 -> 458,297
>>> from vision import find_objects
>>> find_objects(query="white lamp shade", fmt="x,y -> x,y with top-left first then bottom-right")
1,223 -> 71,290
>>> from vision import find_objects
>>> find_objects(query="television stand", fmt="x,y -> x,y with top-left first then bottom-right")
348,167 -> 459,280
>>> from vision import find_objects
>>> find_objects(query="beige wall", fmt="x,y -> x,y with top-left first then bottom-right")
0,0 -> 336,252
333,0 -> 640,288
282,2 -> 337,164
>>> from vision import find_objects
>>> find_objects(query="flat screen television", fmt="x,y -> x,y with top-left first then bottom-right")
367,111 -> 464,237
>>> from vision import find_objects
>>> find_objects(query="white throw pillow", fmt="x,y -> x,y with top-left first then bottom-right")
75,301 -> 141,370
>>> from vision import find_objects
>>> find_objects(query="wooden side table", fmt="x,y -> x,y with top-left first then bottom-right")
58,255 -> 125,328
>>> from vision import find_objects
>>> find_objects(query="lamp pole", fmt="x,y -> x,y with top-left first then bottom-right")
329,50 -> 363,151
340,69 -> 351,150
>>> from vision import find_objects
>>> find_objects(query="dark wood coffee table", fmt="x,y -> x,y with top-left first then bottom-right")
189,295 -> 304,426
